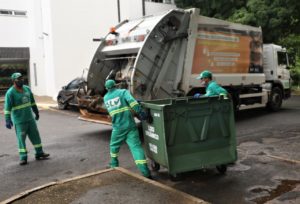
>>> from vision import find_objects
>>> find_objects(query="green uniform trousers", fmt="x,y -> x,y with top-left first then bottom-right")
110,127 -> 150,177
15,120 -> 44,160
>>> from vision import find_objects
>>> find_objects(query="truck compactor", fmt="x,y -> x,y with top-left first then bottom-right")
78,8 -> 291,124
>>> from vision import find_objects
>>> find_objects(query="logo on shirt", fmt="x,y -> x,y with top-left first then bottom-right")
22,95 -> 29,103
105,97 -> 121,109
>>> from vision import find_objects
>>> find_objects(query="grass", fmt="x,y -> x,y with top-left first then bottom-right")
292,85 -> 300,95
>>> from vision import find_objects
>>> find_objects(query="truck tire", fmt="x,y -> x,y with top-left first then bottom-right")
267,87 -> 282,111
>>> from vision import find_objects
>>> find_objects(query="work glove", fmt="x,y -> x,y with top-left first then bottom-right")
139,111 -> 148,121
193,93 -> 202,98
5,119 -> 13,129
32,106 -> 40,120
35,113 -> 40,121
139,110 -> 153,123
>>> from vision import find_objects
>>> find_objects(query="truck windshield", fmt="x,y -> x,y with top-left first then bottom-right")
277,51 -> 288,66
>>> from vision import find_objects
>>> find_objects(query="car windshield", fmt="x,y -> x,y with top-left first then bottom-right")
68,78 -> 81,89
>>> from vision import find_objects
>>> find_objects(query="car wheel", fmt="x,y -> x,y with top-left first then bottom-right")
57,96 -> 67,110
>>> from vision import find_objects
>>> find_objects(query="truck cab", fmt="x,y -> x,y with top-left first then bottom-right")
263,44 -> 291,100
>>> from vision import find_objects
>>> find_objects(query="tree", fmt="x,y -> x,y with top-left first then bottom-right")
174,0 -> 246,19
279,34 -> 300,86
228,0 -> 300,43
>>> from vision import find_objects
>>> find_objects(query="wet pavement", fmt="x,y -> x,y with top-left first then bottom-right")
0,96 -> 299,203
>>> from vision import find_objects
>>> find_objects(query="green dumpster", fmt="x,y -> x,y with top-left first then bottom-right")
141,96 -> 237,177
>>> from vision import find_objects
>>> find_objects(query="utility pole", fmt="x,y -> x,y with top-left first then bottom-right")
142,0 -> 146,16
117,0 -> 121,22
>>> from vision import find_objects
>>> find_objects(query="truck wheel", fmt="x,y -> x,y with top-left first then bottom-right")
267,87 -> 282,111
216,165 -> 227,175
58,97 -> 67,110
150,160 -> 160,172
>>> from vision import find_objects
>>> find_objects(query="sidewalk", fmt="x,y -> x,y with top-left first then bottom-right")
2,167 -> 208,204
0,95 -> 57,114
34,95 -> 57,109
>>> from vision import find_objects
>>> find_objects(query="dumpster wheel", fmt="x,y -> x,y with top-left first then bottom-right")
150,160 -> 160,172
169,173 -> 183,182
216,164 -> 227,174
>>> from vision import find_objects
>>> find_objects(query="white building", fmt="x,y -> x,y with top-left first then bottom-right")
0,0 -> 176,98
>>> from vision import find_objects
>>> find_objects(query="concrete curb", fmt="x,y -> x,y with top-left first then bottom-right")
0,167 -> 208,204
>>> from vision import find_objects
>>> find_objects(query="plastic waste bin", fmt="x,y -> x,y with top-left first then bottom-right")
141,96 -> 237,178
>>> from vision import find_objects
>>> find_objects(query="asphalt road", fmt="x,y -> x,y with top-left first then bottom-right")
0,96 -> 299,203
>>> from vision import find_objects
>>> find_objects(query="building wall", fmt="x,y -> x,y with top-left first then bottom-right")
0,0 -> 176,98
0,0 -> 30,47
145,1 -> 175,15
47,0 -> 119,97
120,0 -> 143,20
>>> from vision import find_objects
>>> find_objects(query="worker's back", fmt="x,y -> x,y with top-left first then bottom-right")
104,89 -> 137,131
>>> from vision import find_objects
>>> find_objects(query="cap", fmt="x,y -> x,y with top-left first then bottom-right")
196,70 -> 212,80
105,79 -> 116,89
11,72 -> 22,80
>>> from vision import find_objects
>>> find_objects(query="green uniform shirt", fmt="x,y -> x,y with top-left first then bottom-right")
4,85 -> 36,124
104,88 -> 142,131
204,81 -> 228,97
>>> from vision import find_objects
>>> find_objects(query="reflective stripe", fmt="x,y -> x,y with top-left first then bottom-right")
129,101 -> 138,108
11,102 -> 32,111
34,144 -> 42,148
19,149 -> 27,153
4,110 -> 11,115
110,107 -> 130,117
110,153 -> 118,158
219,93 -> 228,99
135,160 -> 147,164
31,103 -> 36,106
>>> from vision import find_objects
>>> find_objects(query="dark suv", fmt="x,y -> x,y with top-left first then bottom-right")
57,77 -> 87,110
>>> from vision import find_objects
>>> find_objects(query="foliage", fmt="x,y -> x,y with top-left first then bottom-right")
279,35 -> 300,85
229,0 -> 300,43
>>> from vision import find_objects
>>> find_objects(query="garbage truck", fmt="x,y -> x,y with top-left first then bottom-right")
77,8 -> 291,124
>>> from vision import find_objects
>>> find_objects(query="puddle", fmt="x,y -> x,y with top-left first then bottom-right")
250,180 -> 300,204
0,154 -> 9,158
228,162 -> 251,171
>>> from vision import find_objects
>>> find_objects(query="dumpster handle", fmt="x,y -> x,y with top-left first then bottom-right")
172,97 -> 189,104
146,108 -> 153,124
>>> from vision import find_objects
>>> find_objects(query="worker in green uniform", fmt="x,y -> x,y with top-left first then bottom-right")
4,73 -> 50,165
103,79 -> 151,178
194,70 -> 228,98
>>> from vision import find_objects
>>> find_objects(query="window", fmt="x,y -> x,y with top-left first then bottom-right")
0,10 -> 12,15
277,52 -> 288,66
0,9 -> 27,17
14,11 -> 27,16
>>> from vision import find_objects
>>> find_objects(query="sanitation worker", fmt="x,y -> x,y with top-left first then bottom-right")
4,73 -> 50,165
194,70 -> 228,98
103,79 -> 151,178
